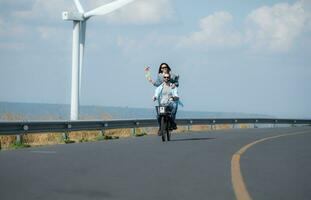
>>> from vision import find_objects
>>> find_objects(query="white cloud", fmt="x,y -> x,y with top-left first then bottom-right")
245,1 -> 311,52
0,17 -> 29,51
11,0 -> 74,23
0,18 -> 29,38
178,11 -> 242,48
0,0 -> 74,42
0,0 -> 173,41
117,33 -> 177,53
56,0 -> 174,24
115,11 -> 243,52
177,1 -> 311,52
0,18 -> 5,35
8,0 -> 173,25
101,0 -> 174,24
2,0 -> 311,53
36,26 -> 69,40
0,42 -> 26,51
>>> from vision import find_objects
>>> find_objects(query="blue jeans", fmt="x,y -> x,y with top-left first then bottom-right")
169,101 -> 178,121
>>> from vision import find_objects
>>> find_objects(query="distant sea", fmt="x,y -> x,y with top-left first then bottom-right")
0,101 -> 273,121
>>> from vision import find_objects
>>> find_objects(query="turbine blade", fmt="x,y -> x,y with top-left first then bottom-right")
74,0 -> 85,13
84,0 -> 135,18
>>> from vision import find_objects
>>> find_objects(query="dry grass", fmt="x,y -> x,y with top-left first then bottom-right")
239,124 -> 251,129
0,135 -> 16,149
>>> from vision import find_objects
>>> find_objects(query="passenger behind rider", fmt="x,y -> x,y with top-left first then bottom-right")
147,63 -> 179,89
153,73 -> 179,130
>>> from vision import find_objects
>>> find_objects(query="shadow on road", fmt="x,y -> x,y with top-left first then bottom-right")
170,137 -> 216,142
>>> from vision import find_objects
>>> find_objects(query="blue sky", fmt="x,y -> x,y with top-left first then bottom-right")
0,0 -> 311,118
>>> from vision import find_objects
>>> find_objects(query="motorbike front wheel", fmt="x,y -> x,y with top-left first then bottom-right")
160,117 -> 167,142
167,118 -> 171,141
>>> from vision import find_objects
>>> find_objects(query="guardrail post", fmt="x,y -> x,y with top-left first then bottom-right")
233,120 -> 238,129
132,128 -> 136,136
17,124 -> 29,144
62,132 -> 68,141
291,120 -> 297,128
188,120 -> 193,131
16,134 -> 22,144
132,122 -> 140,136
274,120 -> 278,128
99,129 -> 104,137
212,120 -> 216,130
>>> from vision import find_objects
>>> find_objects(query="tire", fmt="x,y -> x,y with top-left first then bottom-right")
160,116 -> 166,142
167,130 -> 170,141
166,118 -> 171,141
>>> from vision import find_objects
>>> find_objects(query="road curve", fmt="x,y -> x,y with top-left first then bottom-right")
0,127 -> 310,200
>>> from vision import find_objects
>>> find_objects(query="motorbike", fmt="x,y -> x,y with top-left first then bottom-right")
156,104 -> 172,142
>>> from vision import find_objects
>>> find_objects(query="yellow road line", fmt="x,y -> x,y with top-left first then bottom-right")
231,130 -> 311,200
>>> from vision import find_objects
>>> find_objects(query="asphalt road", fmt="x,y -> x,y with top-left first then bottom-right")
0,127 -> 310,200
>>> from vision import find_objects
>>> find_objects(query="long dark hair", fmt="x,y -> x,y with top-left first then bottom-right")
158,63 -> 172,74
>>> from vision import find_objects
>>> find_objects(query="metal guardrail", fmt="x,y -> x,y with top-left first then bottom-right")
0,118 -> 310,135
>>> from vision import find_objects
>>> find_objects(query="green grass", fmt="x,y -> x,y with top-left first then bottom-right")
96,135 -> 119,141
10,141 -> 31,149
79,138 -> 89,143
63,139 -> 75,144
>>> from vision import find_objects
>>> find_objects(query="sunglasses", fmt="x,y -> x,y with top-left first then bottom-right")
163,76 -> 170,79
161,66 -> 168,69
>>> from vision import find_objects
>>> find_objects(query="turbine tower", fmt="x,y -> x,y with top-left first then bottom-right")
62,0 -> 135,120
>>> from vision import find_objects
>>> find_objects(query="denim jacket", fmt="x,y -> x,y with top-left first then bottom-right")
154,83 -> 179,105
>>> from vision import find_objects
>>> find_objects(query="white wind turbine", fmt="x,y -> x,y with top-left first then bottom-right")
62,0 -> 135,120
